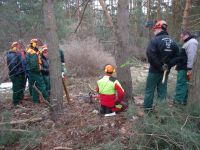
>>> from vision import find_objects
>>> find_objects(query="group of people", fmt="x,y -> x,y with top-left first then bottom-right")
6,39 -> 67,106
96,20 -> 199,116
6,19 -> 199,116
144,20 -> 199,111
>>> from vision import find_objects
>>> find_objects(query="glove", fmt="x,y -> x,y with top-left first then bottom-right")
162,64 -> 168,71
61,72 -> 65,78
187,70 -> 192,81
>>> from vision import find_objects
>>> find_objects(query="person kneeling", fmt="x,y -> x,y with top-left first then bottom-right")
96,65 -> 126,116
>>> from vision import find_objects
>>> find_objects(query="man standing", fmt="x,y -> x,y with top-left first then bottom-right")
41,45 -> 50,94
6,42 -> 26,106
173,31 -> 198,105
26,39 -> 48,103
144,20 -> 179,111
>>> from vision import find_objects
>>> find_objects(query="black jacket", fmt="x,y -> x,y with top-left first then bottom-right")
41,55 -> 49,75
6,51 -> 25,76
146,31 -> 179,73
175,48 -> 187,70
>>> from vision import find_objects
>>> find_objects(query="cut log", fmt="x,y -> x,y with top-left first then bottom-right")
0,117 -> 43,126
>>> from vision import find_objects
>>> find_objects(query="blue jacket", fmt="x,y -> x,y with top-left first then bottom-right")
146,31 -> 179,73
6,51 -> 25,76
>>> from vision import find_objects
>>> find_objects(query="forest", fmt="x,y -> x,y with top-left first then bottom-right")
0,0 -> 200,149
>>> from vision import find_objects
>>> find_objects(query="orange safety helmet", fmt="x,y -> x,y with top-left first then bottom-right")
30,38 -> 38,44
30,38 -> 38,48
153,20 -> 168,30
104,64 -> 116,74
41,45 -> 48,52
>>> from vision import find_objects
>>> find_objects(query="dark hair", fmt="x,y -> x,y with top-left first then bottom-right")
181,30 -> 191,36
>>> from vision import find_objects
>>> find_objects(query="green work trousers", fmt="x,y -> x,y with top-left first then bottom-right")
29,71 -> 48,103
144,72 -> 168,109
173,70 -> 188,104
10,74 -> 26,106
43,75 -> 50,93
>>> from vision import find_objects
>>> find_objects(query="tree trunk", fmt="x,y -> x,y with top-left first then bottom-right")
147,0 -> 151,40
43,0 -> 63,122
99,0 -> 114,27
98,0 -> 133,101
115,0 -> 133,101
187,51 -> 200,113
157,0 -> 161,19
182,0 -> 192,30
172,0 -> 179,38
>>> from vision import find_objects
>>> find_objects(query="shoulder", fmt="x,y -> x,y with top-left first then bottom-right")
189,38 -> 199,45
183,38 -> 199,48
109,76 -> 116,82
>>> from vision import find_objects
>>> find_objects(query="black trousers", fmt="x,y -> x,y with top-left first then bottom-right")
100,105 -> 112,114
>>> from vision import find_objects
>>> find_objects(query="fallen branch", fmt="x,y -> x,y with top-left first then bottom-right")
0,117 -> 43,126
181,115 -> 189,130
0,129 -> 32,133
33,81 -> 52,108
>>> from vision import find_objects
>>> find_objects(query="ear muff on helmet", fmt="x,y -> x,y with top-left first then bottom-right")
153,20 -> 167,31
32,42 -> 37,48
104,64 -> 116,73
12,47 -> 17,51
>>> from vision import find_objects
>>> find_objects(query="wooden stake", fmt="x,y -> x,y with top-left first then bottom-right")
62,78 -> 70,104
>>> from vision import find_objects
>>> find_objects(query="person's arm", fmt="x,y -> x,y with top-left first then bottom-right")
168,43 -> 180,68
146,39 -> 162,71
186,42 -> 198,70
114,80 -> 124,102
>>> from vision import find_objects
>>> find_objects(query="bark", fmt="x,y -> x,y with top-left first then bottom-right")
115,0 -> 133,101
172,0 -> 179,38
172,0 -> 178,24
43,0 -> 63,122
182,0 -> 192,30
188,51 -> 200,112
147,0 -> 151,40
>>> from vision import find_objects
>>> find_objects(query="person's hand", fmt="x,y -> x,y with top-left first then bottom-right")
162,64 -> 168,71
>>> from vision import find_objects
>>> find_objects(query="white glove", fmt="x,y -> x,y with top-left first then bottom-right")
62,72 -> 65,78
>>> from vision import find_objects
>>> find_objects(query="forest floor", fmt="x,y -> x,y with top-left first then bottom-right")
0,64 -> 178,150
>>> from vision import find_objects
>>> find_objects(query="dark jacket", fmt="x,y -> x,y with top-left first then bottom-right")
146,31 -> 179,73
175,48 -> 187,70
41,55 -> 49,76
175,36 -> 198,71
6,51 -> 25,76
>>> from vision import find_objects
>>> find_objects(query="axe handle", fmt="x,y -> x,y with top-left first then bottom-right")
162,70 -> 167,84
62,78 -> 70,104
